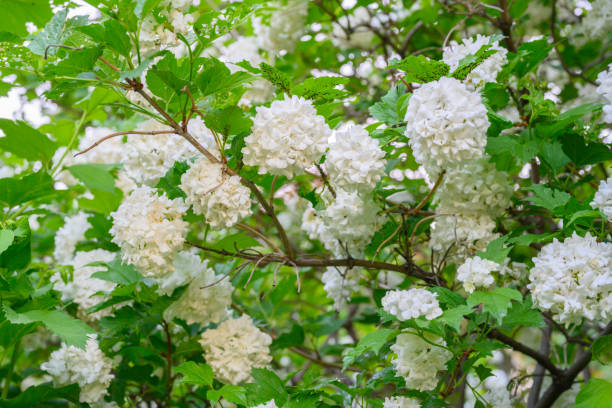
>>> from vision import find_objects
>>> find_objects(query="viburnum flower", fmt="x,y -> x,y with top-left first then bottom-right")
383,396 -> 421,408
110,186 -> 188,278
443,35 -> 508,88
429,213 -> 498,262
390,331 -> 452,391
321,267 -> 361,308
199,315 -> 273,385
41,336 -> 114,404
596,63 -> 612,123
252,0 -> 308,54
591,176 -> 612,220
326,124 -> 386,193
456,255 -> 501,293
381,288 -> 442,320
53,212 -> 91,264
404,77 -> 489,176
243,95 -> 331,177
139,0 -> 193,57
180,157 -> 252,229
434,157 -> 512,218
572,0 -> 612,44
163,254 -> 232,325
527,232 -> 612,325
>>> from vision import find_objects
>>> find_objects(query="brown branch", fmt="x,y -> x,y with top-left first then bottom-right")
74,129 -> 176,157
404,170 -> 446,216
315,163 -> 336,198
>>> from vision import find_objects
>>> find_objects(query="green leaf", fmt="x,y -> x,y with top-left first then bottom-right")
259,62 -> 291,95
510,0 -> 529,18
591,335 -> 612,364
77,188 -> 123,215
247,368 -> 288,406
3,306 -> 96,348
0,229 -> 15,256
0,217 -> 30,270
561,133 -> 612,166
219,385 -> 247,405
451,43 -> 497,81
369,85 -> 408,125
501,297 -> 545,328
175,361 -> 214,386
467,288 -> 522,323
0,0 -> 53,37
515,39 -> 553,77
135,0 -> 163,17
197,57 -> 254,96
271,324 -> 305,350
526,185 -> 571,212
49,46 -> 103,76
28,9 -> 69,56
430,286 -> 466,308
537,103 -> 602,137
388,55 -> 450,83
476,237 -> 511,264
292,76 -> 350,103
437,305 -> 471,331
0,383 -> 80,408
342,329 -> 397,369
210,232 -> 260,252
90,257 -> 143,285
156,161 -> 189,199
0,171 -> 55,207
573,379 -> 612,408
0,119 -> 57,164
539,141 -> 571,171
104,19 -> 131,57
67,163 -> 119,193
205,106 -> 253,137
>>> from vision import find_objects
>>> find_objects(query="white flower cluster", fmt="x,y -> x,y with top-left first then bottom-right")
434,157 -> 512,218
252,401 -> 278,408
180,158 -> 252,229
243,95 -> 331,177
321,267 -> 361,308
139,0 -> 193,57
110,186 -> 188,278
199,315 -> 273,385
573,0 -> 612,43
591,176 -> 612,220
404,77 -> 489,176
382,396 -> 421,408
41,336 -> 114,404
52,249 -> 117,321
390,331 -> 452,391
429,214 -> 498,262
154,251 -> 202,296
326,125 -> 386,192
443,35 -> 508,88
53,212 -> 91,264
596,63 -> 612,123
381,288 -> 442,320
456,255 -> 502,293
122,119 -> 215,186
252,0 -> 308,54
163,253 -> 232,325
332,7 -> 375,49
528,232 -> 612,325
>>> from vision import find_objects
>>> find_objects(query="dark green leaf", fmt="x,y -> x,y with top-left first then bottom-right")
0,119 -> 57,164
591,335 -> 612,364
104,19 -> 131,57
156,161 -> 189,199
271,324 -> 305,350
388,55 -> 449,83
205,106 -> 253,137
0,217 -> 30,270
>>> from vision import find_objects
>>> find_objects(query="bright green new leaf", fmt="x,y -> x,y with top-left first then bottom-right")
67,163 -> 119,193
526,185 -> 571,212
467,288 -> 522,323
573,379 -> 612,408
0,229 -> 15,256
0,119 -> 57,164
175,361 -> 214,386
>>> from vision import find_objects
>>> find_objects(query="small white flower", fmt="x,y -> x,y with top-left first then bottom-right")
456,256 -> 501,293
382,288 -> 442,320
591,176 -> 612,220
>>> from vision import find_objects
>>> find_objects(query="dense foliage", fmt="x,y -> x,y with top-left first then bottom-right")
0,1 -> 611,407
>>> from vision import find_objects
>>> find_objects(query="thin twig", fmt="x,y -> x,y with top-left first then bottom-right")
75,130 -> 176,156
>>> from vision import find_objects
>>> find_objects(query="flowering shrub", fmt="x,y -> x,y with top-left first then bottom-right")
1,1 -> 612,407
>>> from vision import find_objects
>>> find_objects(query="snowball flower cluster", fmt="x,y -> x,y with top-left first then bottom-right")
52,249 -> 117,321
41,336 -> 114,404
53,212 -> 91,264
390,331 -> 452,391
443,35 -> 508,88
528,232 -> 612,325
154,251 -> 204,296
434,158 -> 512,217
180,157 -> 252,229
321,267 -> 361,308
382,288 -> 442,320
243,95 -> 331,177
326,125 -> 386,192
429,214 -> 498,262
199,315 -> 273,384
591,176 -> 612,220
456,255 -> 501,293
383,396 -> 421,408
404,77 -> 489,176
596,63 -> 612,123
139,0 -> 193,57
110,186 -> 188,278
573,0 -> 612,44
252,0 -> 308,53
163,254 -> 232,325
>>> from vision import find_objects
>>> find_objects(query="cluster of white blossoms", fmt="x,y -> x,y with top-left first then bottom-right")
110,186 -> 188,278
429,214 -> 498,262
596,63 -> 612,123
381,289 -> 442,320
528,232 -> 612,325
321,267 -> 361,308
382,396 -> 421,408
41,336 -> 114,404
252,0 -> 308,54
456,255 -> 502,293
163,255 -> 232,325
482,372 -> 513,408
326,125 -> 386,192
404,77 -> 489,177
180,158 -> 252,229
572,0 -> 612,43
253,401 -> 278,408
243,95 -> 331,177
154,251 -> 202,295
591,176 -> 612,220
434,157 -> 512,218
122,119 -> 215,186
390,332 -> 452,391
53,212 -> 91,264
199,315 -> 272,385
139,0 -> 193,56
52,249 -> 117,321
443,35 -> 508,88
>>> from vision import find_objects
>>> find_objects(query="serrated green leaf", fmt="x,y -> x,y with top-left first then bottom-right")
156,161 -> 189,199
342,329 -> 397,369
90,257 -> 143,285
526,185 -> 571,212
467,288 -> 522,323
0,0 -> 53,37
104,19 -> 131,57
175,361 -> 214,386
388,55 -> 449,83
293,76 -> 349,102
205,106 -> 252,136
437,305 -> 471,331
246,368 -> 288,406
28,9 -> 69,56
476,237 -> 511,264
260,62 -> 291,95
271,324 -> 305,350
